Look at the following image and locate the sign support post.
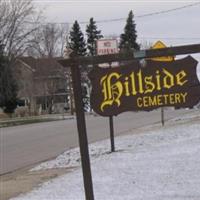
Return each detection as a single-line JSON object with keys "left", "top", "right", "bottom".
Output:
{"left": 161, "top": 107, "right": 165, "bottom": 126}
{"left": 151, "top": 41, "right": 175, "bottom": 127}
{"left": 109, "top": 116, "right": 115, "bottom": 152}
{"left": 97, "top": 40, "right": 119, "bottom": 153}
{"left": 108, "top": 62, "right": 115, "bottom": 152}
{"left": 70, "top": 63, "right": 94, "bottom": 200}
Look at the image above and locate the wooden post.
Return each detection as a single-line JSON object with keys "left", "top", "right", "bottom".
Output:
{"left": 69, "top": 71, "right": 74, "bottom": 115}
{"left": 161, "top": 107, "right": 165, "bottom": 126}
{"left": 70, "top": 64, "right": 94, "bottom": 200}
{"left": 58, "top": 44, "right": 200, "bottom": 66}
{"left": 109, "top": 116, "right": 115, "bottom": 152}
{"left": 109, "top": 63, "right": 115, "bottom": 152}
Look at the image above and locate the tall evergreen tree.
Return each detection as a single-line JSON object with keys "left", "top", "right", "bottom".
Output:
{"left": 68, "top": 20, "right": 87, "bottom": 56}
{"left": 68, "top": 21, "right": 88, "bottom": 111}
{"left": 119, "top": 10, "right": 140, "bottom": 52}
{"left": 86, "top": 18, "right": 103, "bottom": 56}
{"left": 0, "top": 43, "right": 18, "bottom": 114}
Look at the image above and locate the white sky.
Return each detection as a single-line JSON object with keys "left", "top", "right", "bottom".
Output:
{"left": 34, "top": 0, "right": 200, "bottom": 66}
{"left": 34, "top": 0, "right": 200, "bottom": 45}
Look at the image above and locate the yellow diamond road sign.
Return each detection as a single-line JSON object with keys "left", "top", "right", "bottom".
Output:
{"left": 151, "top": 40, "right": 175, "bottom": 62}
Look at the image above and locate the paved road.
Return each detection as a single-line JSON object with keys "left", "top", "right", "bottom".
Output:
{"left": 0, "top": 109, "right": 196, "bottom": 175}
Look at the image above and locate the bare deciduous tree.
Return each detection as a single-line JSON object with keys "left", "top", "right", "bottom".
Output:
{"left": 140, "top": 40, "right": 153, "bottom": 49}
{"left": 0, "top": 0, "right": 42, "bottom": 60}
{"left": 27, "top": 23, "right": 70, "bottom": 114}
{"left": 28, "top": 23, "right": 69, "bottom": 58}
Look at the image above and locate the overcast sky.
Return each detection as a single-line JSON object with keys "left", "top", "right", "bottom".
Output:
{"left": 34, "top": 0, "right": 200, "bottom": 74}
{"left": 34, "top": 0, "right": 200, "bottom": 45}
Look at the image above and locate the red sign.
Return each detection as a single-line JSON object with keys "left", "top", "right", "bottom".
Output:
{"left": 97, "top": 39, "right": 118, "bottom": 55}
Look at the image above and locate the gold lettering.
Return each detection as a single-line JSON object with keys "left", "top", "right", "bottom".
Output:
{"left": 124, "top": 77, "right": 130, "bottom": 96}
{"left": 143, "top": 96, "right": 149, "bottom": 107}
{"left": 130, "top": 72, "right": 137, "bottom": 95}
{"left": 174, "top": 93, "right": 181, "bottom": 104}
{"left": 137, "top": 97, "right": 143, "bottom": 107}
{"left": 155, "top": 70, "right": 161, "bottom": 91}
{"left": 157, "top": 95, "right": 163, "bottom": 106}
{"left": 181, "top": 92, "right": 187, "bottom": 103}
{"left": 144, "top": 76, "right": 155, "bottom": 94}
{"left": 98, "top": 65, "right": 190, "bottom": 111}
{"left": 101, "top": 75, "right": 109, "bottom": 100}
{"left": 100, "top": 73, "right": 123, "bottom": 111}
{"left": 163, "top": 69, "right": 174, "bottom": 89}
{"left": 149, "top": 96, "right": 157, "bottom": 106}
{"left": 135, "top": 93, "right": 188, "bottom": 109}
{"left": 163, "top": 94, "right": 169, "bottom": 104}
{"left": 169, "top": 94, "right": 175, "bottom": 104}
{"left": 176, "top": 71, "right": 188, "bottom": 86}
{"left": 137, "top": 70, "right": 144, "bottom": 94}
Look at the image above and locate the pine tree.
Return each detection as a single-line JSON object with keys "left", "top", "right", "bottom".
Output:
{"left": 86, "top": 18, "right": 103, "bottom": 56}
{"left": 0, "top": 43, "right": 18, "bottom": 114}
{"left": 68, "top": 20, "right": 87, "bottom": 57}
{"left": 119, "top": 10, "right": 140, "bottom": 52}
{"left": 68, "top": 21, "right": 88, "bottom": 111}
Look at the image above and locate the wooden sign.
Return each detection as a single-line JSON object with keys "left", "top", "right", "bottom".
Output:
{"left": 57, "top": 43, "right": 200, "bottom": 200}
{"left": 89, "top": 56, "right": 200, "bottom": 116}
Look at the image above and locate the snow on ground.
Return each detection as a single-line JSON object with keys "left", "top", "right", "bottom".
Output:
{"left": 169, "top": 109, "right": 200, "bottom": 123}
{"left": 12, "top": 115, "right": 200, "bottom": 200}
{"left": 30, "top": 110, "right": 200, "bottom": 172}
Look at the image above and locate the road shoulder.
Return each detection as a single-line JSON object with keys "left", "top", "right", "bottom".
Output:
{"left": 0, "top": 166, "right": 74, "bottom": 200}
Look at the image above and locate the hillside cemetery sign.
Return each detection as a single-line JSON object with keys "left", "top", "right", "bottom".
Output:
{"left": 89, "top": 56, "right": 200, "bottom": 116}
{"left": 58, "top": 43, "right": 200, "bottom": 200}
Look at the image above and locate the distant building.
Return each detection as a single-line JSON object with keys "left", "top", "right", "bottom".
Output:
{"left": 14, "top": 57, "right": 69, "bottom": 115}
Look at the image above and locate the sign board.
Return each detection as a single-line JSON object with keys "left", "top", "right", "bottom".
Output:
{"left": 151, "top": 41, "right": 175, "bottom": 62}
{"left": 89, "top": 56, "right": 200, "bottom": 116}
{"left": 97, "top": 39, "right": 118, "bottom": 55}
{"left": 58, "top": 43, "right": 200, "bottom": 200}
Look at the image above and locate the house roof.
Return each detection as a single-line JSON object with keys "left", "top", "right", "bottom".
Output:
{"left": 18, "top": 57, "right": 66, "bottom": 78}
{"left": 34, "top": 58, "right": 65, "bottom": 78}
{"left": 19, "top": 56, "right": 37, "bottom": 70}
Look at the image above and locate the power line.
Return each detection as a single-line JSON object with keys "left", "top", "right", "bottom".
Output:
{"left": 104, "top": 35, "right": 200, "bottom": 40}
{"left": 136, "top": 2, "right": 200, "bottom": 19}
{"left": 28, "top": 1, "right": 200, "bottom": 25}
{"left": 77, "top": 2, "right": 200, "bottom": 24}
{"left": 138, "top": 37, "right": 200, "bottom": 40}
{"left": 108, "top": 36, "right": 200, "bottom": 41}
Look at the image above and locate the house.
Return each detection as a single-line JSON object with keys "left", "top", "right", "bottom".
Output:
{"left": 14, "top": 57, "right": 69, "bottom": 115}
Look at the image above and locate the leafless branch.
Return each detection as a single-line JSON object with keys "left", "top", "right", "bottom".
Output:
{"left": 0, "top": 0, "right": 42, "bottom": 60}
{"left": 27, "top": 23, "right": 69, "bottom": 58}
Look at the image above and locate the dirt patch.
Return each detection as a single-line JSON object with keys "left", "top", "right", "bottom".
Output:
{"left": 0, "top": 167, "right": 74, "bottom": 200}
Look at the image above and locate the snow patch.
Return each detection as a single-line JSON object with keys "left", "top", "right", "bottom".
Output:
{"left": 12, "top": 120, "right": 200, "bottom": 200}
